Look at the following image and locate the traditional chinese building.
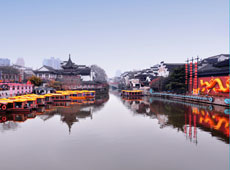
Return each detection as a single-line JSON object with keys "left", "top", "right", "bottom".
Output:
{"left": 34, "top": 55, "right": 92, "bottom": 88}
{"left": 196, "top": 54, "right": 229, "bottom": 98}
{"left": 0, "top": 66, "right": 20, "bottom": 82}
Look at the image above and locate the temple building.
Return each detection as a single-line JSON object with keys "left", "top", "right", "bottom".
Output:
{"left": 34, "top": 55, "right": 93, "bottom": 87}
{"left": 196, "top": 54, "right": 229, "bottom": 98}
{"left": 157, "top": 61, "right": 184, "bottom": 77}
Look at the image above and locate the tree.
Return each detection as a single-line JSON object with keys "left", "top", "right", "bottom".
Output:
{"left": 150, "top": 77, "right": 165, "bottom": 92}
{"left": 28, "top": 75, "right": 42, "bottom": 86}
{"left": 48, "top": 80, "right": 63, "bottom": 90}
{"left": 164, "top": 66, "right": 186, "bottom": 93}
{"left": 91, "top": 65, "right": 108, "bottom": 83}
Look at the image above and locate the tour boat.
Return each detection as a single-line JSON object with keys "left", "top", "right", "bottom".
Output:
{"left": 24, "top": 97, "right": 37, "bottom": 109}
{"left": 44, "top": 94, "right": 53, "bottom": 104}
{"left": 35, "top": 95, "right": 46, "bottom": 106}
{"left": 11, "top": 96, "right": 38, "bottom": 110}
{"left": 0, "top": 90, "right": 96, "bottom": 113}
{"left": 68, "top": 90, "right": 96, "bottom": 100}
{"left": 0, "top": 98, "right": 14, "bottom": 112}
{"left": 85, "top": 91, "right": 96, "bottom": 98}
{"left": 23, "top": 94, "right": 45, "bottom": 107}
{"left": 70, "top": 91, "right": 86, "bottom": 100}
{"left": 51, "top": 93, "right": 71, "bottom": 102}
{"left": 121, "top": 90, "right": 143, "bottom": 96}
{"left": 5, "top": 98, "right": 32, "bottom": 113}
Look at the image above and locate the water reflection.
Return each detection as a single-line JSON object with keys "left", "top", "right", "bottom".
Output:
{"left": 121, "top": 96, "right": 229, "bottom": 144}
{"left": 0, "top": 94, "right": 109, "bottom": 133}
{"left": 0, "top": 93, "right": 228, "bottom": 170}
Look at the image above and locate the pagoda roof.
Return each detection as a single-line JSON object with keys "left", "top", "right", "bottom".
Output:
{"left": 61, "top": 54, "right": 78, "bottom": 69}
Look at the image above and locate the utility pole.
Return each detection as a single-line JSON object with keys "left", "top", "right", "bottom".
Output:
{"left": 185, "top": 58, "right": 189, "bottom": 93}
{"left": 195, "top": 56, "right": 199, "bottom": 89}
{"left": 189, "top": 57, "right": 194, "bottom": 93}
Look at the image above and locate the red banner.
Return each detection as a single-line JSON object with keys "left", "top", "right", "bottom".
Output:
{"left": 189, "top": 62, "right": 193, "bottom": 92}
{"left": 194, "top": 62, "right": 198, "bottom": 89}
{"left": 185, "top": 64, "right": 188, "bottom": 85}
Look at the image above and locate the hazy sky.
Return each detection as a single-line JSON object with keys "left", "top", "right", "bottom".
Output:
{"left": 0, "top": 0, "right": 229, "bottom": 77}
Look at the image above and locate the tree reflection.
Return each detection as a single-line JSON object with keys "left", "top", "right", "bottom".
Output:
{"left": 0, "top": 121, "right": 20, "bottom": 132}
{"left": 121, "top": 96, "right": 229, "bottom": 144}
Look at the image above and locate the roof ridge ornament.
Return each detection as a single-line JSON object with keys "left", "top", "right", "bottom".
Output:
{"left": 62, "top": 54, "right": 75, "bottom": 69}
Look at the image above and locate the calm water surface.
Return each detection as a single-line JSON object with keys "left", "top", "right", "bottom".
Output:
{"left": 0, "top": 93, "right": 229, "bottom": 170}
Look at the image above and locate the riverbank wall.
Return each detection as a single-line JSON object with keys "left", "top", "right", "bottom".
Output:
{"left": 149, "top": 92, "right": 229, "bottom": 107}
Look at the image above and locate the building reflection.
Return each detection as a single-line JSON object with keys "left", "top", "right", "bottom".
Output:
{"left": 121, "top": 96, "right": 229, "bottom": 144}
{"left": 0, "top": 94, "right": 109, "bottom": 133}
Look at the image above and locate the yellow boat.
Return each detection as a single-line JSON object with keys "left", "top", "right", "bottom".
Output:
{"left": 1, "top": 98, "right": 32, "bottom": 113}
{"left": 51, "top": 93, "right": 71, "bottom": 102}
{"left": 44, "top": 93, "right": 53, "bottom": 104}
{"left": 121, "top": 90, "right": 143, "bottom": 96}
{"left": 67, "top": 90, "right": 96, "bottom": 100}
{"left": 0, "top": 89, "right": 96, "bottom": 113}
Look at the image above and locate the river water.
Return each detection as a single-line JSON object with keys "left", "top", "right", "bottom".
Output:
{"left": 0, "top": 92, "right": 229, "bottom": 170}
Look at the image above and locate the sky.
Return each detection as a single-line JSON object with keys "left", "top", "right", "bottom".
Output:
{"left": 0, "top": 0, "right": 229, "bottom": 77}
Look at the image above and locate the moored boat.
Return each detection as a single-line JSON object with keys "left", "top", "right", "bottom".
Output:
{"left": 44, "top": 94, "right": 53, "bottom": 104}
{"left": 0, "top": 89, "right": 96, "bottom": 113}
{"left": 6, "top": 98, "right": 32, "bottom": 113}
{"left": 121, "top": 90, "right": 143, "bottom": 96}
{"left": 51, "top": 93, "right": 71, "bottom": 102}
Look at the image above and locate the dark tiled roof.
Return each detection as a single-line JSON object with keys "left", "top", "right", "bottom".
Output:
{"left": 62, "top": 56, "right": 75, "bottom": 69}
{"left": 164, "top": 63, "right": 184, "bottom": 72}
{"left": 43, "top": 65, "right": 55, "bottom": 71}
{"left": 56, "top": 67, "right": 91, "bottom": 75}
{"left": 0, "top": 66, "right": 19, "bottom": 74}
{"left": 34, "top": 65, "right": 57, "bottom": 74}
{"left": 214, "top": 59, "right": 229, "bottom": 67}
{"left": 34, "top": 64, "right": 91, "bottom": 76}
{"left": 198, "top": 56, "right": 229, "bottom": 76}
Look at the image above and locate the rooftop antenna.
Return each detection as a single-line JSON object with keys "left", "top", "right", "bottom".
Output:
{"left": 195, "top": 56, "right": 199, "bottom": 63}
{"left": 185, "top": 58, "right": 189, "bottom": 64}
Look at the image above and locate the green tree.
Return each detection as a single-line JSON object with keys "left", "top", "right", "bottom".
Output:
{"left": 164, "top": 66, "right": 186, "bottom": 93}
{"left": 48, "top": 80, "right": 63, "bottom": 90}
{"left": 28, "top": 75, "right": 42, "bottom": 86}
{"left": 150, "top": 77, "right": 166, "bottom": 92}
